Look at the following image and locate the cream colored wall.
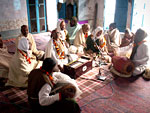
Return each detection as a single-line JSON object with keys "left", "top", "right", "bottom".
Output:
{"left": 78, "top": 0, "right": 104, "bottom": 31}
{"left": 46, "top": 0, "right": 58, "bottom": 31}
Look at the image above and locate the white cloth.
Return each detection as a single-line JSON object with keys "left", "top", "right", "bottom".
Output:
{"left": 67, "top": 23, "right": 81, "bottom": 45}
{"left": 16, "top": 33, "right": 45, "bottom": 59}
{"left": 73, "top": 28, "right": 90, "bottom": 53}
{"left": 39, "top": 72, "right": 82, "bottom": 106}
{"left": 116, "top": 43, "right": 133, "bottom": 58}
{"left": 44, "top": 38, "right": 68, "bottom": 68}
{"left": 108, "top": 28, "right": 121, "bottom": 46}
{"left": 18, "top": 37, "right": 30, "bottom": 57}
{"left": 57, "top": 19, "right": 66, "bottom": 41}
{"left": 18, "top": 37, "right": 29, "bottom": 52}
{"left": 92, "top": 26, "right": 103, "bottom": 41}
{"left": 132, "top": 37, "right": 150, "bottom": 76}
{"left": 0, "top": 44, "right": 13, "bottom": 78}
{"left": 6, "top": 33, "right": 43, "bottom": 87}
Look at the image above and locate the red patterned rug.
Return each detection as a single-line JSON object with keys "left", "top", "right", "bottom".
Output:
{"left": 76, "top": 65, "right": 114, "bottom": 100}
{"left": 78, "top": 76, "right": 150, "bottom": 113}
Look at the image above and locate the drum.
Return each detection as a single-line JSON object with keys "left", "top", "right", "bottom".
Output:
{"left": 112, "top": 56, "right": 134, "bottom": 75}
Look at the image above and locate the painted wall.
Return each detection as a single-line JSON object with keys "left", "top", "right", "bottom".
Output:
{"left": 78, "top": 0, "right": 104, "bottom": 31}
{"left": 96, "top": 0, "right": 104, "bottom": 27}
{"left": 103, "top": 0, "right": 116, "bottom": 30}
{"left": 0, "top": 0, "right": 28, "bottom": 39}
{"left": 46, "top": 0, "right": 58, "bottom": 31}
{"left": 131, "top": 0, "right": 150, "bottom": 33}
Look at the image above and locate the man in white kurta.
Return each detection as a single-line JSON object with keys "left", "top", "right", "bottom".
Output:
{"left": 57, "top": 19, "right": 70, "bottom": 45}
{"left": 15, "top": 25, "right": 44, "bottom": 60}
{"left": 45, "top": 29, "right": 69, "bottom": 69}
{"left": 105, "top": 23, "right": 121, "bottom": 53}
{"left": 73, "top": 24, "right": 90, "bottom": 54}
{"left": 6, "top": 37, "right": 42, "bottom": 87}
{"left": 27, "top": 58, "right": 81, "bottom": 112}
{"left": 67, "top": 17, "right": 81, "bottom": 45}
{"left": 130, "top": 28, "right": 150, "bottom": 76}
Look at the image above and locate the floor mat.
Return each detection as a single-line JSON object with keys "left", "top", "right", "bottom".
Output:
{"left": 76, "top": 65, "right": 114, "bottom": 100}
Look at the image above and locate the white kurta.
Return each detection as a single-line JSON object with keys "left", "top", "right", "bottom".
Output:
{"left": 16, "top": 33, "right": 44, "bottom": 59}
{"left": 67, "top": 23, "right": 81, "bottom": 45}
{"left": 39, "top": 72, "right": 82, "bottom": 106}
{"left": 6, "top": 50, "right": 42, "bottom": 87}
{"left": 6, "top": 33, "right": 44, "bottom": 87}
{"left": 132, "top": 38, "right": 150, "bottom": 76}
{"left": 0, "top": 44, "right": 13, "bottom": 78}
{"left": 44, "top": 38, "right": 68, "bottom": 68}
{"left": 106, "top": 28, "right": 121, "bottom": 52}
{"left": 74, "top": 29, "right": 86, "bottom": 48}
{"left": 108, "top": 28, "right": 121, "bottom": 46}
{"left": 73, "top": 28, "right": 90, "bottom": 54}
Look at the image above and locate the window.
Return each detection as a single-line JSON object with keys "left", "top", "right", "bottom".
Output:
{"left": 26, "top": 0, "right": 47, "bottom": 33}
{"left": 58, "top": 2, "right": 77, "bottom": 20}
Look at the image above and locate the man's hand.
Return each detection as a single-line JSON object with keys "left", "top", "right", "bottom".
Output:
{"left": 58, "top": 65, "right": 64, "bottom": 72}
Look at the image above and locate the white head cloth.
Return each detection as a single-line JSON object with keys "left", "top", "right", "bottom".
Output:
{"left": 92, "top": 26, "right": 103, "bottom": 41}
{"left": 57, "top": 19, "right": 66, "bottom": 40}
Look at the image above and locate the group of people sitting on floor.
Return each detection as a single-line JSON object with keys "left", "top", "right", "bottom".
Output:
{"left": 0, "top": 16, "right": 150, "bottom": 112}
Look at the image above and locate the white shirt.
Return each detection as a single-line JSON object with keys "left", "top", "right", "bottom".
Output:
{"left": 39, "top": 83, "right": 60, "bottom": 106}
{"left": 39, "top": 72, "right": 82, "bottom": 106}
{"left": 44, "top": 38, "right": 68, "bottom": 68}
{"left": 132, "top": 38, "right": 150, "bottom": 75}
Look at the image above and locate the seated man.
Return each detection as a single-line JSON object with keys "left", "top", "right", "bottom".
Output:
{"left": 67, "top": 17, "right": 81, "bottom": 45}
{"left": 73, "top": 24, "right": 91, "bottom": 54}
{"left": 105, "top": 23, "right": 121, "bottom": 53}
{"left": 44, "top": 29, "right": 69, "bottom": 70}
{"left": 16, "top": 25, "right": 44, "bottom": 60}
{"left": 6, "top": 37, "right": 42, "bottom": 87}
{"left": 0, "top": 35, "right": 13, "bottom": 78}
{"left": 27, "top": 58, "right": 81, "bottom": 113}
{"left": 120, "top": 28, "right": 134, "bottom": 47}
{"left": 85, "top": 26, "right": 107, "bottom": 54}
{"left": 130, "top": 28, "right": 150, "bottom": 77}
{"left": 115, "top": 28, "right": 134, "bottom": 58}
{"left": 57, "top": 19, "right": 70, "bottom": 46}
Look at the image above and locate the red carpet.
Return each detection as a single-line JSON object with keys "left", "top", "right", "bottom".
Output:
{"left": 78, "top": 77, "right": 150, "bottom": 113}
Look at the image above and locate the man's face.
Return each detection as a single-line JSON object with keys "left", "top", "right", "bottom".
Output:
{"left": 60, "top": 21, "right": 66, "bottom": 30}
{"left": 82, "top": 26, "right": 90, "bottom": 34}
{"left": 70, "top": 20, "right": 76, "bottom": 27}
{"left": 21, "top": 26, "right": 29, "bottom": 37}
{"left": 96, "top": 30, "right": 102, "bottom": 37}
{"left": 52, "top": 30, "right": 60, "bottom": 40}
